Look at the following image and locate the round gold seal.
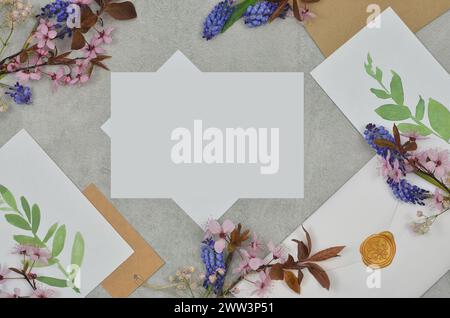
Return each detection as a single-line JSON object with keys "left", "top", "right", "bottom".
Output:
{"left": 360, "top": 231, "right": 396, "bottom": 269}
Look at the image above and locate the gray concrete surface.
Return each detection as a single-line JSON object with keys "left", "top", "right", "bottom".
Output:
{"left": 0, "top": 1, "right": 449, "bottom": 298}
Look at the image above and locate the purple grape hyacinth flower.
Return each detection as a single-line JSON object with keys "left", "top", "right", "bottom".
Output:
{"left": 243, "top": 1, "right": 279, "bottom": 28}
{"left": 202, "top": 0, "right": 234, "bottom": 40}
{"left": 5, "top": 82, "right": 32, "bottom": 105}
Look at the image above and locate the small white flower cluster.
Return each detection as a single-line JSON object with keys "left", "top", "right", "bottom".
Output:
{"left": 1, "top": 0, "right": 33, "bottom": 24}
{"left": 169, "top": 266, "right": 201, "bottom": 291}
{"left": 0, "top": 97, "right": 9, "bottom": 112}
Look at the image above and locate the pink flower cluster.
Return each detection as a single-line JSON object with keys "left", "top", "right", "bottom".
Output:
{"left": 412, "top": 149, "right": 450, "bottom": 180}
{"left": 379, "top": 151, "right": 403, "bottom": 183}
{"left": 204, "top": 219, "right": 286, "bottom": 297}
{"left": 6, "top": 20, "right": 115, "bottom": 91}
{"left": 12, "top": 244, "right": 51, "bottom": 265}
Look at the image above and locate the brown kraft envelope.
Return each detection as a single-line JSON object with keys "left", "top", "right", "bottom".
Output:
{"left": 83, "top": 184, "right": 164, "bottom": 298}
{"left": 304, "top": 0, "right": 450, "bottom": 57}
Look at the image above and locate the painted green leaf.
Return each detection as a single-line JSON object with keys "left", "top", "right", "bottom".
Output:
{"left": 428, "top": 98, "right": 450, "bottom": 142}
{"left": 5, "top": 214, "right": 31, "bottom": 231}
{"left": 222, "top": 0, "right": 257, "bottom": 33}
{"left": 367, "top": 53, "right": 373, "bottom": 66}
{"left": 71, "top": 232, "right": 85, "bottom": 267}
{"left": 43, "top": 223, "right": 59, "bottom": 243}
{"left": 375, "top": 67, "right": 383, "bottom": 82}
{"left": 14, "top": 235, "right": 44, "bottom": 247}
{"left": 20, "top": 197, "right": 31, "bottom": 222}
{"left": 0, "top": 207, "right": 13, "bottom": 211}
{"left": 397, "top": 123, "right": 432, "bottom": 136}
{"left": 52, "top": 225, "right": 66, "bottom": 257}
{"left": 415, "top": 96, "right": 425, "bottom": 120}
{"left": 31, "top": 204, "right": 41, "bottom": 234}
{"left": 36, "top": 276, "right": 68, "bottom": 288}
{"left": 0, "top": 185, "right": 18, "bottom": 211}
{"left": 390, "top": 71, "right": 404, "bottom": 105}
{"left": 375, "top": 104, "right": 411, "bottom": 121}
{"left": 370, "top": 88, "right": 390, "bottom": 99}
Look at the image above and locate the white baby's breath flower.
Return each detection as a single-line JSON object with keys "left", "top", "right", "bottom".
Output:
{"left": 0, "top": 98, "right": 9, "bottom": 113}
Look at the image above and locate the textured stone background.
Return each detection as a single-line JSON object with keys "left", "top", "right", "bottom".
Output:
{"left": 0, "top": 1, "right": 449, "bottom": 297}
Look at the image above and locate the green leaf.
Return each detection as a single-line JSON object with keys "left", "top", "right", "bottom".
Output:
{"left": 52, "top": 225, "right": 66, "bottom": 257}
{"left": 31, "top": 204, "right": 41, "bottom": 234}
{"left": 5, "top": 214, "right": 31, "bottom": 230}
{"left": 222, "top": 0, "right": 257, "bottom": 33}
{"left": 375, "top": 104, "right": 411, "bottom": 121}
{"left": 0, "top": 207, "right": 14, "bottom": 211}
{"left": 390, "top": 71, "right": 404, "bottom": 105}
{"left": 71, "top": 232, "right": 85, "bottom": 267}
{"left": 43, "top": 223, "right": 59, "bottom": 243}
{"left": 375, "top": 67, "right": 383, "bottom": 82}
{"left": 415, "top": 96, "right": 425, "bottom": 120}
{"left": 428, "top": 98, "right": 450, "bottom": 142}
{"left": 370, "top": 88, "right": 390, "bottom": 99}
{"left": 36, "top": 276, "right": 68, "bottom": 288}
{"left": 20, "top": 197, "right": 31, "bottom": 222}
{"left": 14, "top": 235, "right": 44, "bottom": 247}
{"left": 0, "top": 185, "right": 18, "bottom": 211}
{"left": 397, "top": 123, "right": 432, "bottom": 136}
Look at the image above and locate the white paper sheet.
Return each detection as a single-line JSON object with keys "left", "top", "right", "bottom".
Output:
{"left": 0, "top": 130, "right": 133, "bottom": 298}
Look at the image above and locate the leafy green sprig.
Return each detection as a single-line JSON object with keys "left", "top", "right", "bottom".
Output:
{"left": 365, "top": 54, "right": 450, "bottom": 144}
{"left": 0, "top": 184, "right": 84, "bottom": 293}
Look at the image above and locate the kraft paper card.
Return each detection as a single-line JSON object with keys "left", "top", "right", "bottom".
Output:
{"left": 0, "top": 130, "right": 133, "bottom": 298}
{"left": 83, "top": 184, "right": 164, "bottom": 298}
{"left": 305, "top": 0, "right": 450, "bottom": 56}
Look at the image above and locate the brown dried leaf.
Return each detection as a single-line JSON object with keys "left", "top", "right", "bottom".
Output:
{"left": 393, "top": 124, "right": 401, "bottom": 148}
{"left": 402, "top": 141, "right": 417, "bottom": 152}
{"left": 71, "top": 29, "right": 86, "bottom": 50}
{"left": 284, "top": 271, "right": 300, "bottom": 294}
{"left": 269, "top": 0, "right": 288, "bottom": 23}
{"left": 374, "top": 139, "right": 396, "bottom": 149}
{"left": 305, "top": 263, "right": 330, "bottom": 290}
{"left": 298, "top": 269, "right": 304, "bottom": 285}
{"left": 307, "top": 246, "right": 345, "bottom": 262}
{"left": 81, "top": 6, "right": 98, "bottom": 31}
{"left": 91, "top": 55, "right": 112, "bottom": 62}
{"left": 292, "top": 239, "right": 309, "bottom": 261}
{"left": 19, "top": 51, "right": 29, "bottom": 63}
{"left": 104, "top": 2, "right": 137, "bottom": 20}
{"left": 302, "top": 226, "right": 312, "bottom": 254}
{"left": 269, "top": 263, "right": 284, "bottom": 281}
{"left": 293, "top": 0, "right": 302, "bottom": 22}
{"left": 91, "top": 60, "right": 110, "bottom": 71}
{"left": 284, "top": 254, "right": 296, "bottom": 268}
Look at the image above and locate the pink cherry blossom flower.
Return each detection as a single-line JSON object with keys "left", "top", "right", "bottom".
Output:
{"left": 28, "top": 247, "right": 51, "bottom": 265}
{"left": 35, "top": 21, "right": 57, "bottom": 50}
{"left": 400, "top": 131, "right": 428, "bottom": 142}
{"left": 12, "top": 244, "right": 29, "bottom": 255}
{"left": 267, "top": 241, "right": 286, "bottom": 262}
{"left": 6, "top": 56, "right": 21, "bottom": 72}
{"left": 94, "top": 27, "right": 114, "bottom": 45}
{"left": 0, "top": 288, "right": 21, "bottom": 298}
{"left": 299, "top": 7, "right": 316, "bottom": 24}
{"left": 16, "top": 69, "right": 41, "bottom": 83}
{"left": 251, "top": 269, "right": 272, "bottom": 297}
{"left": 419, "top": 149, "right": 450, "bottom": 179}
{"left": 379, "top": 151, "right": 392, "bottom": 178}
{"left": 233, "top": 249, "right": 263, "bottom": 275}
{"left": 206, "top": 219, "right": 235, "bottom": 253}
{"left": 248, "top": 233, "right": 263, "bottom": 257}
{"left": 0, "top": 264, "right": 10, "bottom": 284}
{"left": 432, "top": 189, "right": 445, "bottom": 211}
{"left": 388, "top": 159, "right": 402, "bottom": 183}
{"left": 70, "top": 62, "right": 90, "bottom": 85}
{"left": 31, "top": 287, "right": 55, "bottom": 298}
{"left": 49, "top": 67, "right": 66, "bottom": 91}
{"left": 82, "top": 39, "right": 105, "bottom": 59}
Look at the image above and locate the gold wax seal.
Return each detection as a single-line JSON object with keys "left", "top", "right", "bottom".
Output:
{"left": 360, "top": 231, "right": 396, "bottom": 269}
